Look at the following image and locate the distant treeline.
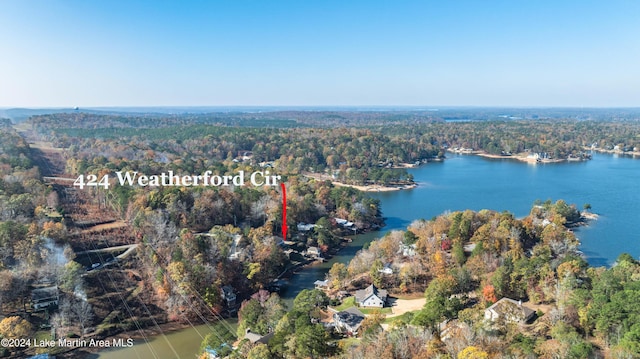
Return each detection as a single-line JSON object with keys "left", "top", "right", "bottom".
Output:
{"left": 29, "top": 113, "right": 640, "bottom": 172}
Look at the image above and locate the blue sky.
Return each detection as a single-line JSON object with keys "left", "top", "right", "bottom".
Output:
{"left": 1, "top": 1, "right": 639, "bottom": 107}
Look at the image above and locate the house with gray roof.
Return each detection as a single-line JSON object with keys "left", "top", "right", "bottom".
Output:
{"left": 31, "top": 286, "right": 59, "bottom": 311}
{"left": 355, "top": 284, "right": 388, "bottom": 308}
{"left": 221, "top": 285, "right": 236, "bottom": 307}
{"left": 314, "top": 279, "right": 329, "bottom": 290}
{"left": 243, "top": 328, "right": 274, "bottom": 344}
{"left": 484, "top": 298, "right": 535, "bottom": 324}
{"left": 333, "top": 307, "right": 365, "bottom": 335}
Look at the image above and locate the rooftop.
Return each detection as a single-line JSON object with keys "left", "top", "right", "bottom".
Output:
{"left": 31, "top": 286, "right": 59, "bottom": 302}
{"left": 355, "top": 284, "right": 388, "bottom": 303}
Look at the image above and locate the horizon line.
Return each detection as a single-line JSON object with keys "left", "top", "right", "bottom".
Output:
{"left": 3, "top": 105, "right": 640, "bottom": 110}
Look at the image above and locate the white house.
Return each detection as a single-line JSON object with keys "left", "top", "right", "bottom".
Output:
{"left": 307, "top": 246, "right": 322, "bottom": 258}
{"left": 335, "top": 218, "right": 355, "bottom": 228}
{"left": 378, "top": 263, "right": 393, "bottom": 275}
{"left": 355, "top": 284, "right": 388, "bottom": 308}
{"left": 297, "top": 223, "right": 316, "bottom": 232}
{"left": 399, "top": 243, "right": 416, "bottom": 257}
{"left": 314, "top": 280, "right": 329, "bottom": 290}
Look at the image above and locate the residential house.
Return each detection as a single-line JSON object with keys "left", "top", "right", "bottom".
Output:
{"left": 462, "top": 243, "right": 476, "bottom": 254}
{"left": 355, "top": 284, "right": 388, "bottom": 308}
{"left": 227, "top": 234, "right": 243, "bottom": 260}
{"left": 526, "top": 153, "right": 541, "bottom": 162}
{"left": 243, "top": 328, "right": 274, "bottom": 344}
{"left": 335, "top": 218, "right": 355, "bottom": 228}
{"left": 31, "top": 286, "right": 59, "bottom": 310}
{"left": 307, "top": 246, "right": 322, "bottom": 258}
{"left": 484, "top": 298, "right": 535, "bottom": 324}
{"left": 378, "top": 263, "right": 393, "bottom": 275}
{"left": 333, "top": 307, "right": 365, "bottom": 335}
{"left": 297, "top": 223, "right": 316, "bottom": 232}
{"left": 221, "top": 285, "right": 236, "bottom": 307}
{"left": 314, "top": 280, "right": 329, "bottom": 290}
{"left": 399, "top": 243, "right": 416, "bottom": 257}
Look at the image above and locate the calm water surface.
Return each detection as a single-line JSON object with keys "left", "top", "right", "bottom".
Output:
{"left": 98, "top": 152, "right": 638, "bottom": 358}
{"left": 283, "top": 153, "right": 639, "bottom": 300}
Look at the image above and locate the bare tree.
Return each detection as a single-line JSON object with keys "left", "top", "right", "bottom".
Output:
{"left": 58, "top": 296, "right": 94, "bottom": 337}
{"left": 50, "top": 312, "right": 65, "bottom": 339}
{"left": 70, "top": 298, "right": 94, "bottom": 337}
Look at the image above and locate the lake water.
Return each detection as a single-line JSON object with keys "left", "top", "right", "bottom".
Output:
{"left": 97, "top": 152, "right": 638, "bottom": 358}
{"left": 282, "top": 152, "right": 640, "bottom": 299}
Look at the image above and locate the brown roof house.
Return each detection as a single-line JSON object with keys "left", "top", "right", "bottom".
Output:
{"left": 484, "top": 298, "right": 535, "bottom": 324}
{"left": 355, "top": 284, "right": 388, "bottom": 308}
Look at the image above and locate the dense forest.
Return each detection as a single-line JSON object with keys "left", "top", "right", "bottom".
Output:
{"left": 28, "top": 112, "right": 640, "bottom": 170}
{"left": 327, "top": 202, "right": 638, "bottom": 358}
{"left": 0, "top": 115, "right": 387, "bottom": 358}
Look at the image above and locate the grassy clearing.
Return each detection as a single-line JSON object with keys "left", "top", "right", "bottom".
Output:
{"left": 333, "top": 296, "right": 355, "bottom": 311}
{"left": 382, "top": 310, "right": 416, "bottom": 324}
{"left": 331, "top": 296, "right": 392, "bottom": 315}
{"left": 361, "top": 307, "right": 392, "bottom": 315}
{"left": 391, "top": 292, "right": 425, "bottom": 300}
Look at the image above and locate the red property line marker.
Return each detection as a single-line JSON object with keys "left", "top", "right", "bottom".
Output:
{"left": 280, "top": 182, "right": 287, "bottom": 240}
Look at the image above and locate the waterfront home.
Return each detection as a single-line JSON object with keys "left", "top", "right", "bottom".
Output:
{"left": 307, "top": 246, "right": 322, "bottom": 258}
{"left": 333, "top": 307, "right": 365, "bottom": 335}
{"left": 335, "top": 218, "right": 355, "bottom": 228}
{"left": 484, "top": 298, "right": 535, "bottom": 324}
{"left": 355, "top": 284, "right": 388, "bottom": 308}
{"left": 314, "top": 279, "right": 329, "bottom": 290}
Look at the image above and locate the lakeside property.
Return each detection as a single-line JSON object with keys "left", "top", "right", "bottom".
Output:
{"left": 448, "top": 147, "right": 587, "bottom": 164}
{"left": 303, "top": 172, "right": 417, "bottom": 192}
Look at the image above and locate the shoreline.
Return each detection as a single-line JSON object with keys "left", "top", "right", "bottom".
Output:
{"left": 586, "top": 147, "right": 640, "bottom": 157}
{"left": 58, "top": 320, "right": 211, "bottom": 358}
{"left": 303, "top": 172, "right": 417, "bottom": 192}
{"left": 449, "top": 149, "right": 574, "bottom": 164}
{"left": 477, "top": 152, "right": 565, "bottom": 163}
{"left": 331, "top": 181, "right": 417, "bottom": 192}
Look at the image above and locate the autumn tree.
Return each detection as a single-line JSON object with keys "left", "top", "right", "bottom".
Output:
{"left": 328, "top": 262, "right": 348, "bottom": 291}
{"left": 458, "top": 346, "right": 489, "bottom": 359}
{"left": 0, "top": 316, "right": 31, "bottom": 339}
{"left": 482, "top": 284, "right": 497, "bottom": 304}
